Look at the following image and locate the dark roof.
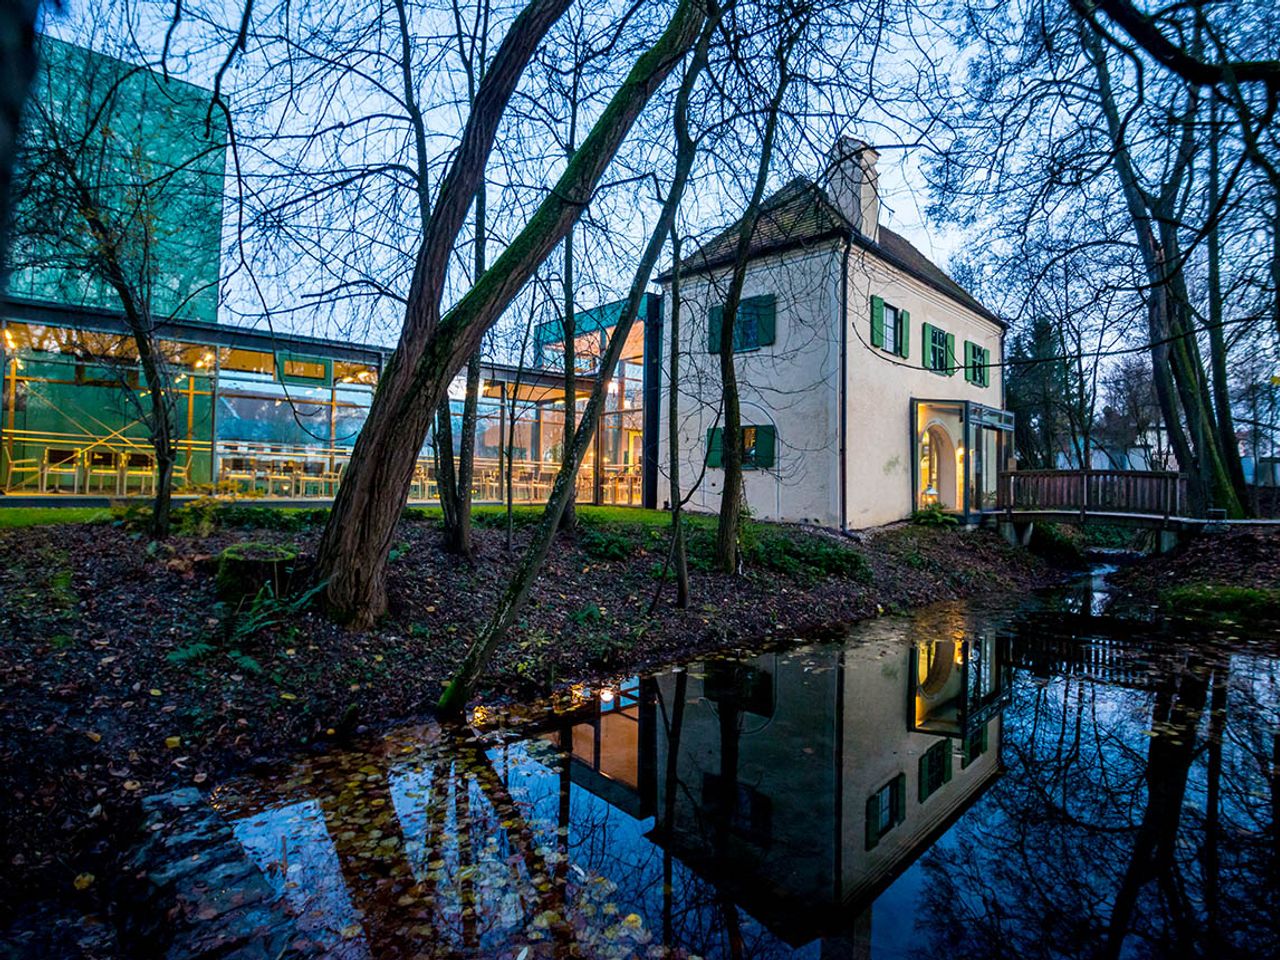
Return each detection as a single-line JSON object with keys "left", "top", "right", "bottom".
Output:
{"left": 659, "top": 177, "right": 1005, "bottom": 329}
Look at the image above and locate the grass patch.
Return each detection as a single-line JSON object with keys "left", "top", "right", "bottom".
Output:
{"left": 1161, "top": 584, "right": 1280, "bottom": 618}
{"left": 0, "top": 506, "right": 112, "bottom": 528}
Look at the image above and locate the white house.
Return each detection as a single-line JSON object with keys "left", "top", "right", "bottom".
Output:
{"left": 658, "top": 137, "right": 1013, "bottom": 529}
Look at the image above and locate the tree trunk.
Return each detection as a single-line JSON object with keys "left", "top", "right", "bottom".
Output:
{"left": 1206, "top": 102, "right": 1249, "bottom": 503}
{"left": 669, "top": 233, "right": 690, "bottom": 608}
{"left": 315, "top": 0, "right": 704, "bottom": 627}
{"left": 435, "top": 400, "right": 460, "bottom": 531}
{"left": 438, "top": 9, "right": 713, "bottom": 712}
{"left": 714, "top": 31, "right": 799, "bottom": 572}
{"left": 1083, "top": 25, "right": 1243, "bottom": 516}
{"left": 560, "top": 226, "right": 577, "bottom": 529}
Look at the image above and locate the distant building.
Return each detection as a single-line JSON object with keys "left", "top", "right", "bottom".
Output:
{"left": 658, "top": 137, "right": 1013, "bottom": 528}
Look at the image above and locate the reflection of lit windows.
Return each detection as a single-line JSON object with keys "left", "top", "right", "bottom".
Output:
{"left": 865, "top": 774, "right": 906, "bottom": 850}
{"left": 917, "top": 740, "right": 953, "bottom": 802}
{"left": 703, "top": 773, "right": 772, "bottom": 844}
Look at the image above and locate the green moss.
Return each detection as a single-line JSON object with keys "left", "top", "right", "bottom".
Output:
{"left": 1161, "top": 584, "right": 1280, "bottom": 618}
{"left": 215, "top": 542, "right": 299, "bottom": 601}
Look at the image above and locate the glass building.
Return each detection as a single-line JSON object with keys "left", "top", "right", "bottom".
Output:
{"left": 0, "top": 295, "right": 662, "bottom": 507}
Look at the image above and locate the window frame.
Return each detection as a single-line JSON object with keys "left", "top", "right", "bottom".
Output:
{"left": 865, "top": 772, "right": 907, "bottom": 850}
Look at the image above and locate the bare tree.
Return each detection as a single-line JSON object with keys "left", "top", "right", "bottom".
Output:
{"left": 314, "top": 0, "right": 708, "bottom": 627}
{"left": 438, "top": 2, "right": 717, "bottom": 713}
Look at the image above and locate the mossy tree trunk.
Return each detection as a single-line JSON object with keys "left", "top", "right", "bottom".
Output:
{"left": 315, "top": 0, "right": 707, "bottom": 627}
{"left": 438, "top": 7, "right": 715, "bottom": 715}
{"left": 1084, "top": 25, "right": 1246, "bottom": 517}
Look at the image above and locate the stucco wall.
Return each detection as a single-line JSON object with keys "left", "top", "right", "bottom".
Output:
{"left": 843, "top": 246, "right": 1005, "bottom": 529}
{"left": 656, "top": 246, "right": 844, "bottom": 527}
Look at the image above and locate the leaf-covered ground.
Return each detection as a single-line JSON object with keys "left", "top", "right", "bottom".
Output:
{"left": 1110, "top": 526, "right": 1280, "bottom": 612}
{"left": 0, "top": 506, "right": 1057, "bottom": 936}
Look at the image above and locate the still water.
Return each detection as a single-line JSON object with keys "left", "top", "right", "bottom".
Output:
{"left": 211, "top": 570, "right": 1280, "bottom": 959}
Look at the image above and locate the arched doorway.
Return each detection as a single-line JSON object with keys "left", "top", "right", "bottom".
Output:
{"left": 919, "top": 423, "right": 958, "bottom": 511}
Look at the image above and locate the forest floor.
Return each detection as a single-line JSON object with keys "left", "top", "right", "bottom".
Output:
{"left": 1109, "top": 525, "right": 1280, "bottom": 615}
{"left": 0, "top": 502, "right": 1061, "bottom": 936}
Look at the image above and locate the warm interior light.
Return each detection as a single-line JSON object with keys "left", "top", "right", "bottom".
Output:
{"left": 599, "top": 687, "right": 615, "bottom": 703}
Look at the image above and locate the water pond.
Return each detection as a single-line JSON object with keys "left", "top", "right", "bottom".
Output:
{"left": 210, "top": 569, "right": 1279, "bottom": 959}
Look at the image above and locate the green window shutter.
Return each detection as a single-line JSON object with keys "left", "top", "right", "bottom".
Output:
{"left": 706, "top": 427, "right": 723, "bottom": 468}
{"left": 893, "top": 773, "right": 907, "bottom": 824}
{"left": 899, "top": 310, "right": 910, "bottom": 359}
{"left": 980, "top": 348, "right": 990, "bottom": 387}
{"left": 754, "top": 424, "right": 776, "bottom": 468}
{"left": 865, "top": 794, "right": 879, "bottom": 850}
{"left": 921, "top": 322, "right": 933, "bottom": 368}
{"left": 917, "top": 753, "right": 929, "bottom": 803}
{"left": 752, "top": 294, "right": 777, "bottom": 346}
{"left": 870, "top": 295, "right": 885, "bottom": 348}
{"left": 708, "top": 305, "right": 723, "bottom": 354}
{"left": 963, "top": 341, "right": 974, "bottom": 382}
{"left": 945, "top": 332, "right": 957, "bottom": 376}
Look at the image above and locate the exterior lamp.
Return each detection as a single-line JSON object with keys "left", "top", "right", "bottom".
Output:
{"left": 599, "top": 687, "right": 615, "bottom": 703}
{"left": 923, "top": 484, "right": 938, "bottom": 506}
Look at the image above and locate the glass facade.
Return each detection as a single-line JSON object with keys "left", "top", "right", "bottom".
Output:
{"left": 0, "top": 310, "right": 651, "bottom": 507}
{"left": 913, "top": 398, "right": 1014, "bottom": 520}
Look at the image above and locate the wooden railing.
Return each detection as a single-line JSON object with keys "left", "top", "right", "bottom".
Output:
{"left": 997, "top": 469, "right": 1189, "bottom": 519}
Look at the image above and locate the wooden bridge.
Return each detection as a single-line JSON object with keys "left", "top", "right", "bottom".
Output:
{"left": 996, "top": 469, "right": 1199, "bottom": 529}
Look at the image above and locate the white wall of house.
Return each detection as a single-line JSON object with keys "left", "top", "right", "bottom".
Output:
{"left": 656, "top": 245, "right": 844, "bottom": 527}
{"left": 843, "top": 248, "right": 1005, "bottom": 528}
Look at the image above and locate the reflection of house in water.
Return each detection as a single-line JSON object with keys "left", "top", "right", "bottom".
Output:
{"left": 650, "top": 609, "right": 1011, "bottom": 947}
{"left": 213, "top": 612, "right": 1011, "bottom": 958}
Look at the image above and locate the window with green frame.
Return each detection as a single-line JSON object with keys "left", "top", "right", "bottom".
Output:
{"left": 961, "top": 721, "right": 990, "bottom": 769}
{"left": 922, "top": 322, "right": 956, "bottom": 375}
{"left": 707, "top": 294, "right": 777, "bottom": 353}
{"left": 706, "top": 424, "right": 776, "bottom": 470}
{"left": 918, "top": 739, "right": 954, "bottom": 802}
{"left": 964, "top": 341, "right": 991, "bottom": 386}
{"left": 275, "top": 351, "right": 333, "bottom": 387}
{"left": 870, "top": 295, "right": 909, "bottom": 359}
{"left": 865, "top": 773, "right": 906, "bottom": 850}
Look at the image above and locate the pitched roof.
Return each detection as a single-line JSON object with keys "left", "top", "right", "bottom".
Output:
{"left": 660, "top": 177, "right": 1004, "bottom": 328}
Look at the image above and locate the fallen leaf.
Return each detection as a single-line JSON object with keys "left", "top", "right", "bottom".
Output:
{"left": 85, "top": 731, "right": 102, "bottom": 743}
{"left": 165, "top": 736, "right": 181, "bottom": 749}
{"left": 73, "top": 873, "right": 95, "bottom": 891}
{"left": 122, "top": 780, "right": 141, "bottom": 792}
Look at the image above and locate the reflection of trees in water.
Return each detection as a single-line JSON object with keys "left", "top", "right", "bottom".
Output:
{"left": 914, "top": 650, "right": 1280, "bottom": 960}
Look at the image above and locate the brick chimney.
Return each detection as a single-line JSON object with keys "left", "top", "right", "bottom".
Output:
{"left": 826, "top": 136, "right": 880, "bottom": 242}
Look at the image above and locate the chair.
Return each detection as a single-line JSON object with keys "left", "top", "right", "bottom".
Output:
{"left": 266, "top": 461, "right": 298, "bottom": 497}
{"left": 5, "top": 457, "right": 40, "bottom": 492}
{"left": 41, "top": 448, "right": 81, "bottom": 493}
{"left": 221, "top": 457, "right": 257, "bottom": 493}
{"left": 122, "top": 452, "right": 155, "bottom": 496}
{"left": 85, "top": 450, "right": 121, "bottom": 495}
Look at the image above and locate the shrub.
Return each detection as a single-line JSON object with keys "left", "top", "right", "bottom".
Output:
{"left": 910, "top": 503, "right": 958, "bottom": 527}
{"left": 579, "top": 527, "right": 634, "bottom": 561}
{"left": 746, "top": 531, "right": 871, "bottom": 582}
